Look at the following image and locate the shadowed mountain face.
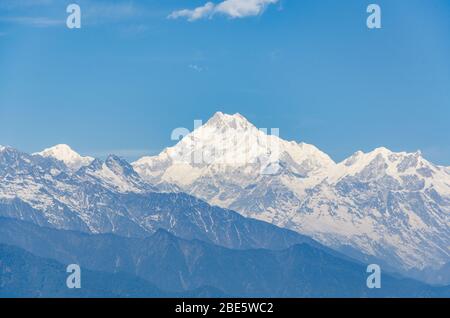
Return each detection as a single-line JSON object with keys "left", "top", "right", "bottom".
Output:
{"left": 0, "top": 241, "right": 226, "bottom": 298}
{"left": 0, "top": 218, "right": 447, "bottom": 298}
{"left": 0, "top": 244, "right": 222, "bottom": 298}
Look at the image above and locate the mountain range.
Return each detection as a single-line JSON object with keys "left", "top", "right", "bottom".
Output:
{"left": 0, "top": 112, "right": 449, "bottom": 293}
{"left": 0, "top": 145, "right": 322, "bottom": 251}
{"left": 132, "top": 113, "right": 450, "bottom": 275}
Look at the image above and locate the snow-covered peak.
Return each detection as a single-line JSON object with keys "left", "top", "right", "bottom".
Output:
{"left": 34, "top": 144, "right": 94, "bottom": 171}
{"left": 205, "top": 112, "right": 255, "bottom": 131}
{"left": 0, "top": 145, "right": 14, "bottom": 153}
{"left": 175, "top": 113, "right": 333, "bottom": 169}
{"left": 77, "top": 155, "right": 151, "bottom": 193}
{"left": 133, "top": 112, "right": 335, "bottom": 188}
{"left": 342, "top": 147, "right": 392, "bottom": 167}
{"left": 330, "top": 146, "right": 438, "bottom": 184}
{"left": 105, "top": 155, "right": 137, "bottom": 177}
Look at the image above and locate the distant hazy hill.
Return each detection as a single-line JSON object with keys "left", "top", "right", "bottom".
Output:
{"left": 0, "top": 218, "right": 447, "bottom": 298}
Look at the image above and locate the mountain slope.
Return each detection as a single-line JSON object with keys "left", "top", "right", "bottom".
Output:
{"left": 0, "top": 243, "right": 225, "bottom": 298}
{"left": 295, "top": 147, "right": 450, "bottom": 271}
{"left": 0, "top": 243, "right": 167, "bottom": 297}
{"left": 0, "top": 147, "right": 320, "bottom": 251}
{"left": 132, "top": 112, "right": 450, "bottom": 274}
{"left": 0, "top": 219, "right": 447, "bottom": 297}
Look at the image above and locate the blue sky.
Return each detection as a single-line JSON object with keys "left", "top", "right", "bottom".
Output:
{"left": 0, "top": 0, "right": 449, "bottom": 164}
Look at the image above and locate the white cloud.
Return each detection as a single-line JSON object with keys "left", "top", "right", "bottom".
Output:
{"left": 168, "top": 0, "right": 279, "bottom": 21}
{"left": 168, "top": 2, "right": 215, "bottom": 21}
{"left": 216, "top": 0, "right": 278, "bottom": 18}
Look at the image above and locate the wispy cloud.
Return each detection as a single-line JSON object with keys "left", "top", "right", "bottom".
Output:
{"left": 0, "top": 0, "right": 54, "bottom": 10}
{"left": 83, "top": 1, "right": 141, "bottom": 24}
{"left": 0, "top": 0, "right": 60, "bottom": 27}
{"left": 118, "top": 23, "right": 150, "bottom": 37}
{"left": 168, "top": 0, "right": 279, "bottom": 22}
{"left": 81, "top": 0, "right": 167, "bottom": 24}
{"left": 0, "top": 16, "right": 63, "bottom": 27}
{"left": 188, "top": 64, "right": 205, "bottom": 72}
{"left": 0, "top": 0, "right": 151, "bottom": 28}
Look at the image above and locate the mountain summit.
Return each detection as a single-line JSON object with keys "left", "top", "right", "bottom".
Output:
{"left": 133, "top": 112, "right": 334, "bottom": 186}
{"left": 205, "top": 111, "right": 255, "bottom": 130}
{"left": 34, "top": 144, "right": 94, "bottom": 170}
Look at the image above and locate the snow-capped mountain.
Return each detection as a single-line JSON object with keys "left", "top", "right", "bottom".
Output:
{"left": 132, "top": 112, "right": 450, "bottom": 272}
{"left": 133, "top": 112, "right": 335, "bottom": 208}
{"left": 0, "top": 146, "right": 319, "bottom": 251}
{"left": 294, "top": 147, "right": 450, "bottom": 270}
{"left": 34, "top": 144, "right": 94, "bottom": 170}
{"left": 76, "top": 155, "right": 155, "bottom": 193}
{"left": 1, "top": 113, "right": 449, "bottom": 279}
